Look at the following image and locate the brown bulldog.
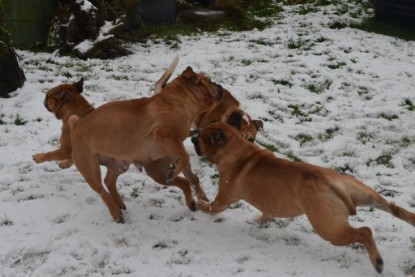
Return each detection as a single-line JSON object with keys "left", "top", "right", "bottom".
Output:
{"left": 32, "top": 78, "right": 93, "bottom": 168}
{"left": 154, "top": 57, "right": 263, "bottom": 141}
{"left": 191, "top": 122, "right": 415, "bottom": 274}
{"left": 69, "top": 67, "right": 223, "bottom": 222}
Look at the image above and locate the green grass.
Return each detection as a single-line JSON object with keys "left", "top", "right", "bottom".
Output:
{"left": 295, "top": 133, "right": 313, "bottom": 146}
{"left": 335, "top": 163, "right": 355, "bottom": 174}
{"left": 404, "top": 99, "right": 415, "bottom": 111}
{"left": 379, "top": 113, "right": 399, "bottom": 121}
{"left": 14, "top": 114, "right": 27, "bottom": 126}
{"left": 259, "top": 142, "right": 278, "bottom": 152}
{"left": 318, "top": 126, "right": 340, "bottom": 141}
{"left": 272, "top": 79, "right": 293, "bottom": 87}
{"left": 355, "top": 18, "right": 415, "bottom": 41}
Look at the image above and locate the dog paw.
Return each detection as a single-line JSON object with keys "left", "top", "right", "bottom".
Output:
{"left": 32, "top": 153, "right": 45, "bottom": 163}
{"left": 115, "top": 216, "right": 125, "bottom": 224}
{"left": 197, "top": 200, "right": 209, "bottom": 211}
{"left": 189, "top": 200, "right": 197, "bottom": 212}
{"left": 59, "top": 159, "right": 73, "bottom": 169}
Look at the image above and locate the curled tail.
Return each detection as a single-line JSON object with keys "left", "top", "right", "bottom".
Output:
{"left": 68, "top": 115, "right": 79, "bottom": 130}
{"left": 154, "top": 55, "right": 179, "bottom": 94}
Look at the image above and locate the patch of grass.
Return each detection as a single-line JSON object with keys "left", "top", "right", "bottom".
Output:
{"left": 315, "top": 36, "right": 328, "bottom": 43}
{"left": 379, "top": 113, "right": 399, "bottom": 121}
{"left": 1, "top": 213, "right": 13, "bottom": 226}
{"left": 241, "top": 59, "right": 252, "bottom": 66}
{"left": 334, "top": 4, "right": 350, "bottom": 15}
{"left": 354, "top": 17, "right": 415, "bottom": 41}
{"left": 357, "top": 130, "right": 374, "bottom": 144}
{"left": 61, "top": 71, "right": 73, "bottom": 78}
{"left": 298, "top": 5, "right": 318, "bottom": 15}
{"left": 314, "top": 0, "right": 334, "bottom": 6}
{"left": 305, "top": 79, "right": 332, "bottom": 94}
{"left": 249, "top": 38, "right": 273, "bottom": 46}
{"left": 272, "top": 79, "right": 293, "bottom": 87}
{"left": 259, "top": 142, "right": 278, "bottom": 152}
{"left": 14, "top": 114, "right": 27, "bottom": 126}
{"left": 294, "top": 133, "right": 313, "bottom": 146}
{"left": 401, "top": 136, "right": 412, "bottom": 147}
{"left": 130, "top": 187, "right": 139, "bottom": 198}
{"left": 111, "top": 75, "right": 129, "bottom": 81}
{"left": 367, "top": 153, "right": 393, "bottom": 167}
{"left": 335, "top": 163, "right": 354, "bottom": 174}
{"left": 329, "top": 21, "right": 349, "bottom": 29}
{"left": 404, "top": 99, "right": 415, "bottom": 111}
{"left": 327, "top": 61, "right": 346, "bottom": 69}
{"left": 0, "top": 114, "right": 5, "bottom": 125}
{"left": 287, "top": 37, "right": 307, "bottom": 49}
{"left": 285, "top": 151, "right": 303, "bottom": 162}
{"left": 247, "top": 93, "right": 265, "bottom": 100}
{"left": 318, "top": 126, "right": 340, "bottom": 141}
{"left": 288, "top": 104, "right": 307, "bottom": 117}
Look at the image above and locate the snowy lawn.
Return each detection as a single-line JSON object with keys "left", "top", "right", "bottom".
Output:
{"left": 1, "top": 1, "right": 415, "bottom": 276}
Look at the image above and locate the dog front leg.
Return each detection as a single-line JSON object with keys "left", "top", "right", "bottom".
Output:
{"left": 182, "top": 163, "right": 208, "bottom": 202}
{"left": 197, "top": 194, "right": 234, "bottom": 215}
{"left": 33, "top": 148, "right": 71, "bottom": 164}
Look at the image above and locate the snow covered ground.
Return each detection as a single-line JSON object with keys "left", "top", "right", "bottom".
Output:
{"left": 1, "top": 1, "right": 415, "bottom": 276}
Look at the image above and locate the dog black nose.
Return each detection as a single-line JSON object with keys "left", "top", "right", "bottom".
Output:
{"left": 44, "top": 96, "right": 52, "bottom": 112}
{"left": 190, "top": 129, "right": 202, "bottom": 156}
{"left": 216, "top": 85, "right": 223, "bottom": 100}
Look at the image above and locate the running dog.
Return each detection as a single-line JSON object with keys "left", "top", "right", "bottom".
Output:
{"left": 191, "top": 122, "right": 415, "bottom": 274}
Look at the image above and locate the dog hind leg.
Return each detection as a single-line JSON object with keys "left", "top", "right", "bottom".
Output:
{"left": 304, "top": 192, "right": 383, "bottom": 273}
{"left": 344, "top": 176, "right": 415, "bottom": 227}
{"left": 104, "top": 169, "right": 126, "bottom": 210}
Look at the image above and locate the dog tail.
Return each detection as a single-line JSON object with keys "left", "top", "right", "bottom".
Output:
{"left": 68, "top": 115, "right": 80, "bottom": 130}
{"left": 154, "top": 55, "right": 179, "bottom": 94}
{"left": 343, "top": 175, "right": 415, "bottom": 227}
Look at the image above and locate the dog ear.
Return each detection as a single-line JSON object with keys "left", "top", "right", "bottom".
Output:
{"left": 73, "top": 77, "right": 84, "bottom": 93}
{"left": 209, "top": 128, "right": 227, "bottom": 146}
{"left": 253, "top": 119, "right": 264, "bottom": 131}
{"left": 181, "top": 67, "right": 197, "bottom": 81}
{"left": 226, "top": 110, "right": 243, "bottom": 129}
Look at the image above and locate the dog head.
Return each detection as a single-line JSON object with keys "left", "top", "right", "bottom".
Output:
{"left": 191, "top": 122, "right": 241, "bottom": 164}
{"left": 180, "top": 67, "right": 223, "bottom": 109}
{"left": 225, "top": 110, "right": 263, "bottom": 142}
{"left": 44, "top": 78, "right": 86, "bottom": 120}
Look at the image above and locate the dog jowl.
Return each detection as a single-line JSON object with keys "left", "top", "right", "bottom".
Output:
{"left": 69, "top": 67, "right": 223, "bottom": 222}
{"left": 192, "top": 122, "right": 415, "bottom": 274}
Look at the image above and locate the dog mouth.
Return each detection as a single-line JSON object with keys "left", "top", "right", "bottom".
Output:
{"left": 44, "top": 95, "right": 52, "bottom": 112}
{"left": 190, "top": 129, "right": 202, "bottom": 156}
{"left": 215, "top": 84, "right": 223, "bottom": 100}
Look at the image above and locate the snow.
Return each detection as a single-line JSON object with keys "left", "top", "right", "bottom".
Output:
{"left": 1, "top": 2, "right": 415, "bottom": 277}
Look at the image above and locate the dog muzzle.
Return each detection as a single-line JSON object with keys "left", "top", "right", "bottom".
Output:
{"left": 190, "top": 129, "right": 202, "bottom": 156}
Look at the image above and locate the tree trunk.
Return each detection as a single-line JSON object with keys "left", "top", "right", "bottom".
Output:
{"left": 0, "top": 9, "right": 25, "bottom": 98}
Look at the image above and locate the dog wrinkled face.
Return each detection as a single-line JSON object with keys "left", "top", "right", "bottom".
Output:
{"left": 181, "top": 67, "right": 223, "bottom": 108}
{"left": 191, "top": 122, "right": 229, "bottom": 164}
{"left": 44, "top": 78, "right": 84, "bottom": 119}
{"left": 226, "top": 110, "right": 263, "bottom": 142}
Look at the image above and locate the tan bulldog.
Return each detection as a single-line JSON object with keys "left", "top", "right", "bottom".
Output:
{"left": 154, "top": 56, "right": 263, "bottom": 141}
{"left": 191, "top": 122, "right": 415, "bottom": 274}
{"left": 32, "top": 78, "right": 93, "bottom": 169}
{"left": 69, "top": 67, "right": 223, "bottom": 222}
